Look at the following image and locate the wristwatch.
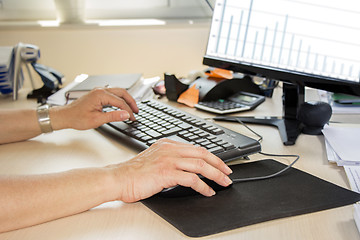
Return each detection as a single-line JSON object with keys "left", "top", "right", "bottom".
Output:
{"left": 36, "top": 104, "right": 53, "bottom": 133}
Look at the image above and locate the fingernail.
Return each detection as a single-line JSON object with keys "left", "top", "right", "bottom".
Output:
{"left": 224, "top": 176, "right": 233, "bottom": 185}
{"left": 209, "top": 189, "right": 216, "bottom": 196}
{"left": 121, "top": 111, "right": 130, "bottom": 120}
{"left": 225, "top": 165, "right": 233, "bottom": 175}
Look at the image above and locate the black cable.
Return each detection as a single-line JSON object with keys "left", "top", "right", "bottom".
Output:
{"left": 231, "top": 152, "right": 300, "bottom": 183}
{"left": 235, "top": 118, "right": 263, "bottom": 143}
{"left": 213, "top": 116, "right": 300, "bottom": 183}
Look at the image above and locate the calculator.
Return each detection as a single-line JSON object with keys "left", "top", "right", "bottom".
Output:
{"left": 195, "top": 91, "right": 265, "bottom": 114}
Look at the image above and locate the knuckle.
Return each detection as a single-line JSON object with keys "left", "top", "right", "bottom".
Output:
{"left": 92, "top": 88, "right": 105, "bottom": 95}
{"left": 157, "top": 138, "right": 168, "bottom": 144}
{"left": 107, "top": 112, "right": 120, "bottom": 122}
{"left": 154, "top": 138, "right": 171, "bottom": 148}
{"left": 195, "top": 158, "right": 206, "bottom": 169}
{"left": 197, "top": 146, "right": 209, "bottom": 155}
{"left": 214, "top": 169, "right": 224, "bottom": 180}
{"left": 90, "top": 88, "right": 107, "bottom": 98}
{"left": 189, "top": 174, "right": 199, "bottom": 186}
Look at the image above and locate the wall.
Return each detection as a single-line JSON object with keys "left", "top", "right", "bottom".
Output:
{"left": 0, "top": 24, "right": 210, "bottom": 87}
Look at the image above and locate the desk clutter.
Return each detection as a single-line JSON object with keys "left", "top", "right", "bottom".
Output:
{"left": 0, "top": 42, "right": 64, "bottom": 102}
{"left": 163, "top": 70, "right": 271, "bottom": 114}
{"left": 142, "top": 160, "right": 360, "bottom": 237}
{"left": 0, "top": 46, "right": 20, "bottom": 95}
{"left": 64, "top": 73, "right": 141, "bottom": 100}
{"left": 319, "top": 90, "right": 360, "bottom": 115}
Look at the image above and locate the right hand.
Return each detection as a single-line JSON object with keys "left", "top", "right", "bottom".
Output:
{"left": 107, "top": 138, "right": 233, "bottom": 203}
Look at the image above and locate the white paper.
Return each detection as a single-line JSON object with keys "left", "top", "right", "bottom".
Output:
{"left": 354, "top": 204, "right": 360, "bottom": 233}
{"left": 322, "top": 125, "right": 360, "bottom": 162}
{"left": 46, "top": 80, "right": 79, "bottom": 106}
{"left": 325, "top": 139, "right": 360, "bottom": 166}
{"left": 344, "top": 165, "right": 360, "bottom": 193}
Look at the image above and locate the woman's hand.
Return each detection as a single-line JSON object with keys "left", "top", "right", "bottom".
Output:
{"left": 108, "top": 138, "right": 233, "bottom": 202}
{"left": 50, "top": 87, "right": 138, "bottom": 131}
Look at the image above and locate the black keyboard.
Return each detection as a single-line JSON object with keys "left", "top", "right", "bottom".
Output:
{"left": 99, "top": 100, "right": 261, "bottom": 163}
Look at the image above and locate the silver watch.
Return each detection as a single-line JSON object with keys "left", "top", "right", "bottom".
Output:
{"left": 36, "top": 104, "right": 53, "bottom": 133}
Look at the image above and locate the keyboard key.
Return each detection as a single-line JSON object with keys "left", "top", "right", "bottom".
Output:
{"left": 178, "top": 122, "right": 192, "bottom": 129}
{"left": 223, "top": 143, "right": 236, "bottom": 150}
{"left": 161, "top": 127, "right": 182, "bottom": 135}
{"left": 208, "top": 146, "right": 224, "bottom": 154}
{"left": 147, "top": 130, "right": 162, "bottom": 138}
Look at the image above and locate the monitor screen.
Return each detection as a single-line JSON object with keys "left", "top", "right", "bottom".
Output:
{"left": 203, "top": 0, "right": 360, "bottom": 96}
{"left": 203, "top": 0, "right": 360, "bottom": 145}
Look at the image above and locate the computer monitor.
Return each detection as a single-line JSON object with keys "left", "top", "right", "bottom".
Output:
{"left": 203, "top": 0, "right": 360, "bottom": 145}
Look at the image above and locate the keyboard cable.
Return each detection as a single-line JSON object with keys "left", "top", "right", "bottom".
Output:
{"left": 209, "top": 117, "right": 301, "bottom": 183}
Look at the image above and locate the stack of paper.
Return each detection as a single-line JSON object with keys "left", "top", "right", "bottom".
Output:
{"left": 323, "top": 125, "right": 360, "bottom": 233}
{"left": 354, "top": 204, "right": 360, "bottom": 232}
{"left": 322, "top": 125, "right": 360, "bottom": 166}
{"left": 47, "top": 74, "right": 158, "bottom": 106}
{"left": 0, "top": 46, "right": 14, "bottom": 94}
{"left": 345, "top": 166, "right": 360, "bottom": 232}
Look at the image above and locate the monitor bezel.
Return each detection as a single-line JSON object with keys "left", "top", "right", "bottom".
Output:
{"left": 203, "top": 55, "right": 360, "bottom": 97}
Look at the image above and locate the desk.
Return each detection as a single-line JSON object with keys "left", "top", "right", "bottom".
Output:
{"left": 0, "top": 86, "right": 359, "bottom": 240}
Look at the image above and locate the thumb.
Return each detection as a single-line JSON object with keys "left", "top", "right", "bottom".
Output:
{"left": 103, "top": 110, "right": 131, "bottom": 124}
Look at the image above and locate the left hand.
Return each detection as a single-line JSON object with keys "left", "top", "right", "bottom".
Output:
{"left": 50, "top": 87, "right": 138, "bottom": 131}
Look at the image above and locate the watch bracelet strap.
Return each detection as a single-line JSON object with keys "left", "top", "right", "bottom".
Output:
{"left": 37, "top": 104, "right": 53, "bottom": 133}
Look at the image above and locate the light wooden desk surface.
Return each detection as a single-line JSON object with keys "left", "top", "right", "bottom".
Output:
{"left": 0, "top": 86, "right": 359, "bottom": 240}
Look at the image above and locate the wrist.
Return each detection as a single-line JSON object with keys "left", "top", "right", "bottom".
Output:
{"left": 105, "top": 163, "right": 130, "bottom": 202}
{"left": 49, "top": 106, "right": 69, "bottom": 131}
{"left": 36, "top": 104, "right": 53, "bottom": 133}
{"left": 97, "top": 167, "right": 121, "bottom": 203}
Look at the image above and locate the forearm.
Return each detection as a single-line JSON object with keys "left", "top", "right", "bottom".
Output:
{"left": 0, "top": 88, "right": 138, "bottom": 145}
{"left": 0, "top": 106, "right": 71, "bottom": 144}
{"left": 0, "top": 109, "right": 42, "bottom": 144}
{"left": 0, "top": 167, "right": 117, "bottom": 233}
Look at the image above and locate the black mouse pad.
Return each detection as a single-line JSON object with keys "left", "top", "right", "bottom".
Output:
{"left": 142, "top": 159, "right": 360, "bottom": 237}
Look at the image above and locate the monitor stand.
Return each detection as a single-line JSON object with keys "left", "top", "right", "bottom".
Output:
{"left": 214, "top": 83, "right": 304, "bottom": 146}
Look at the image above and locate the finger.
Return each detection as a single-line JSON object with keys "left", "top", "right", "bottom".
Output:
{"left": 101, "top": 91, "right": 136, "bottom": 121}
{"left": 105, "top": 88, "right": 139, "bottom": 113}
{"left": 157, "top": 139, "right": 232, "bottom": 175}
{"left": 173, "top": 171, "right": 216, "bottom": 197}
{"left": 103, "top": 110, "right": 130, "bottom": 123}
{"left": 175, "top": 157, "right": 232, "bottom": 187}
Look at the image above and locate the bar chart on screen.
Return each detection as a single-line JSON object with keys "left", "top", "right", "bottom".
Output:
{"left": 206, "top": 0, "right": 360, "bottom": 82}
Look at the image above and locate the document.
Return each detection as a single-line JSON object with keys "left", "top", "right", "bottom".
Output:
{"left": 325, "top": 139, "right": 360, "bottom": 166}
{"left": 348, "top": 169, "right": 360, "bottom": 234}
{"left": 322, "top": 125, "right": 360, "bottom": 163}
{"left": 47, "top": 74, "right": 159, "bottom": 105}
{"left": 354, "top": 203, "right": 360, "bottom": 234}
{"left": 46, "top": 78, "right": 80, "bottom": 106}
{"left": 344, "top": 165, "right": 360, "bottom": 193}
{"left": 65, "top": 73, "right": 142, "bottom": 100}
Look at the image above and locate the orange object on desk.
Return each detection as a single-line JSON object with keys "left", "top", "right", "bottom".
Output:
{"left": 177, "top": 84, "right": 199, "bottom": 108}
{"left": 205, "top": 68, "right": 233, "bottom": 79}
